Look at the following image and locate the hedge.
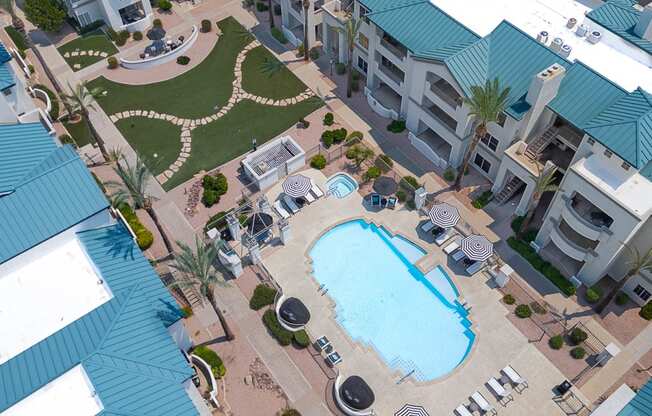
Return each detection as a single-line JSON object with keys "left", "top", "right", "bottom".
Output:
{"left": 323, "top": 112, "right": 334, "bottom": 126}
{"left": 310, "top": 154, "right": 326, "bottom": 170}
{"left": 515, "top": 304, "right": 532, "bottom": 318}
{"left": 193, "top": 345, "right": 226, "bottom": 378}
{"left": 472, "top": 191, "right": 493, "bottom": 209}
{"left": 5, "top": 26, "right": 29, "bottom": 51}
{"left": 293, "top": 330, "right": 310, "bottom": 348}
{"left": 263, "top": 309, "right": 293, "bottom": 346}
{"left": 640, "top": 302, "right": 652, "bottom": 320}
{"left": 585, "top": 286, "right": 602, "bottom": 304}
{"left": 570, "top": 346, "right": 586, "bottom": 359}
{"left": 569, "top": 327, "right": 587, "bottom": 346}
{"left": 503, "top": 294, "right": 515, "bottom": 305}
{"left": 321, "top": 128, "right": 347, "bottom": 148}
{"left": 119, "top": 204, "right": 154, "bottom": 250}
{"left": 387, "top": 119, "right": 406, "bottom": 133}
{"left": 507, "top": 236, "right": 576, "bottom": 296}
{"left": 34, "top": 84, "right": 60, "bottom": 120}
{"left": 615, "top": 292, "right": 630, "bottom": 306}
{"left": 549, "top": 334, "right": 563, "bottom": 349}
{"left": 249, "top": 284, "right": 277, "bottom": 310}
{"left": 201, "top": 173, "right": 228, "bottom": 207}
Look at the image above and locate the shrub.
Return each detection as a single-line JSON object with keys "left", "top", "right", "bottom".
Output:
{"left": 132, "top": 30, "right": 143, "bottom": 41}
{"left": 158, "top": 0, "right": 172, "bottom": 10}
{"left": 119, "top": 204, "right": 154, "bottom": 250}
{"left": 569, "top": 327, "right": 588, "bottom": 345}
{"left": 293, "top": 330, "right": 310, "bottom": 348}
{"left": 24, "top": 0, "right": 67, "bottom": 32}
{"left": 309, "top": 47, "right": 320, "bottom": 60}
{"left": 352, "top": 79, "right": 360, "bottom": 92}
{"left": 310, "top": 154, "right": 326, "bottom": 169}
{"left": 406, "top": 199, "right": 416, "bottom": 210}
{"left": 59, "top": 134, "right": 76, "bottom": 147}
{"left": 263, "top": 309, "right": 293, "bottom": 346}
{"left": 181, "top": 305, "right": 193, "bottom": 317}
{"left": 153, "top": 18, "right": 163, "bottom": 28}
{"left": 256, "top": 1, "right": 269, "bottom": 12}
{"left": 298, "top": 118, "right": 309, "bottom": 128}
{"left": 335, "top": 62, "right": 346, "bottom": 75}
{"left": 364, "top": 166, "right": 381, "bottom": 181}
{"left": 201, "top": 19, "right": 211, "bottom": 32}
{"left": 271, "top": 26, "right": 287, "bottom": 44}
{"left": 281, "top": 410, "right": 301, "bottom": 416}
{"left": 107, "top": 56, "right": 118, "bottom": 69}
{"left": 193, "top": 346, "right": 226, "bottom": 378}
{"left": 115, "top": 30, "right": 129, "bottom": 46}
{"left": 641, "top": 302, "right": 652, "bottom": 320}
{"left": 321, "top": 128, "right": 347, "bottom": 147}
{"left": 515, "top": 304, "right": 532, "bottom": 318}
{"left": 396, "top": 190, "right": 407, "bottom": 202}
{"left": 503, "top": 294, "right": 516, "bottom": 305}
{"left": 387, "top": 119, "right": 406, "bottom": 133}
{"left": 401, "top": 176, "right": 420, "bottom": 191}
{"left": 323, "top": 112, "right": 334, "bottom": 126}
{"left": 5, "top": 26, "right": 29, "bottom": 51}
{"left": 571, "top": 347, "right": 586, "bottom": 360}
{"left": 549, "top": 335, "right": 564, "bottom": 349}
{"left": 443, "top": 168, "right": 455, "bottom": 182}
{"left": 274, "top": 4, "right": 281, "bottom": 15}
{"left": 472, "top": 190, "right": 493, "bottom": 209}
{"left": 346, "top": 130, "right": 363, "bottom": 145}
{"left": 522, "top": 229, "right": 538, "bottom": 243}
{"left": 201, "top": 173, "right": 228, "bottom": 207}
{"left": 296, "top": 42, "right": 305, "bottom": 57}
{"left": 249, "top": 284, "right": 277, "bottom": 310}
{"left": 107, "top": 28, "right": 118, "bottom": 42}
{"left": 28, "top": 64, "right": 34, "bottom": 74}
{"left": 585, "top": 286, "right": 602, "bottom": 304}
{"left": 34, "top": 83, "right": 59, "bottom": 120}
{"left": 177, "top": 55, "right": 191, "bottom": 65}
{"left": 376, "top": 154, "right": 393, "bottom": 172}
{"left": 615, "top": 292, "right": 630, "bottom": 306}
{"left": 322, "top": 132, "right": 334, "bottom": 148}
{"left": 202, "top": 189, "right": 220, "bottom": 207}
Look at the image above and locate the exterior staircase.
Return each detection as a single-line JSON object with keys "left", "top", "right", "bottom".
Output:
{"left": 525, "top": 127, "right": 558, "bottom": 160}
{"left": 495, "top": 175, "right": 525, "bottom": 205}
{"left": 169, "top": 268, "right": 203, "bottom": 307}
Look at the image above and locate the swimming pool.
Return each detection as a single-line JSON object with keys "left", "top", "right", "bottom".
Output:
{"left": 310, "top": 220, "right": 475, "bottom": 381}
{"left": 326, "top": 173, "right": 358, "bottom": 199}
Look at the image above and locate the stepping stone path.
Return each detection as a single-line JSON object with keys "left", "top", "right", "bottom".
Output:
{"left": 109, "top": 40, "right": 316, "bottom": 185}
{"left": 63, "top": 50, "right": 110, "bottom": 60}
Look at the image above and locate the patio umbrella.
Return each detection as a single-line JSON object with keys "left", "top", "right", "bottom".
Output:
{"left": 395, "top": 404, "right": 430, "bottom": 416}
{"left": 282, "top": 174, "right": 312, "bottom": 198}
{"left": 460, "top": 234, "right": 493, "bottom": 262}
{"left": 373, "top": 176, "right": 398, "bottom": 196}
{"left": 147, "top": 26, "right": 166, "bottom": 40}
{"left": 245, "top": 212, "right": 273, "bottom": 236}
{"left": 428, "top": 203, "right": 460, "bottom": 228}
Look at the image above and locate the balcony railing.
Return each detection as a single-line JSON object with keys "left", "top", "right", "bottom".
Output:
{"left": 378, "top": 62, "right": 404, "bottom": 86}
{"left": 562, "top": 195, "right": 613, "bottom": 239}
{"left": 429, "top": 81, "right": 462, "bottom": 109}
{"left": 557, "top": 218, "right": 599, "bottom": 252}
{"left": 556, "top": 124, "right": 583, "bottom": 149}
{"left": 380, "top": 38, "right": 407, "bottom": 60}
{"left": 426, "top": 102, "right": 457, "bottom": 132}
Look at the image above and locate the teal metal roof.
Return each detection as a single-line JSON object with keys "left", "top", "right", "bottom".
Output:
{"left": 444, "top": 21, "right": 570, "bottom": 120}
{"left": 0, "top": 224, "right": 195, "bottom": 415}
{"left": 0, "top": 144, "right": 109, "bottom": 264}
{"left": 618, "top": 378, "right": 652, "bottom": 416}
{"left": 587, "top": 0, "right": 652, "bottom": 56}
{"left": 0, "top": 123, "right": 57, "bottom": 194}
{"left": 0, "top": 41, "right": 10, "bottom": 63}
{"left": 584, "top": 88, "right": 652, "bottom": 169}
{"left": 0, "top": 42, "right": 14, "bottom": 91}
{"left": 549, "top": 61, "right": 628, "bottom": 129}
{"left": 364, "top": 1, "right": 479, "bottom": 56}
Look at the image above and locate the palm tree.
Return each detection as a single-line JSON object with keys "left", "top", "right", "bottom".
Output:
{"left": 454, "top": 79, "right": 510, "bottom": 191}
{"left": 302, "top": 0, "right": 310, "bottom": 62}
{"left": 259, "top": 58, "right": 284, "bottom": 77}
{"left": 107, "top": 154, "right": 175, "bottom": 254}
{"left": 62, "top": 81, "right": 109, "bottom": 157}
{"left": 518, "top": 165, "right": 558, "bottom": 238}
{"left": 596, "top": 245, "right": 652, "bottom": 313}
{"left": 338, "top": 17, "right": 361, "bottom": 98}
{"left": 171, "top": 237, "right": 234, "bottom": 341}
{"left": 0, "top": 0, "right": 25, "bottom": 32}
{"left": 267, "top": 0, "right": 275, "bottom": 28}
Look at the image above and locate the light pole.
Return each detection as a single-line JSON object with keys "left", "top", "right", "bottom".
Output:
{"left": 252, "top": 138, "right": 257, "bottom": 152}
{"left": 329, "top": 58, "right": 334, "bottom": 76}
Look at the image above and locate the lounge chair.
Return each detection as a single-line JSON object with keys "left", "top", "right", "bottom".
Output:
{"left": 444, "top": 238, "right": 461, "bottom": 255}
{"left": 420, "top": 221, "right": 436, "bottom": 233}
{"left": 435, "top": 229, "right": 454, "bottom": 246}
{"left": 381, "top": 197, "right": 388, "bottom": 208}
{"left": 452, "top": 249, "right": 466, "bottom": 262}
{"left": 488, "top": 377, "right": 514, "bottom": 405}
{"left": 501, "top": 366, "right": 528, "bottom": 392}
{"left": 282, "top": 194, "right": 300, "bottom": 214}
{"left": 467, "top": 260, "right": 485, "bottom": 275}
{"left": 471, "top": 392, "right": 497, "bottom": 415}
{"left": 387, "top": 197, "right": 397, "bottom": 209}
{"left": 371, "top": 193, "right": 381, "bottom": 206}
{"left": 455, "top": 405, "right": 473, "bottom": 416}
{"left": 315, "top": 336, "right": 330, "bottom": 351}
{"left": 273, "top": 200, "right": 291, "bottom": 219}
{"left": 305, "top": 192, "right": 316, "bottom": 203}
{"left": 326, "top": 351, "right": 342, "bottom": 366}
{"left": 462, "top": 257, "right": 477, "bottom": 268}
{"left": 310, "top": 181, "right": 324, "bottom": 198}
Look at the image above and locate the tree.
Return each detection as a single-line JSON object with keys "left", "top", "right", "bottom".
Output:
{"left": 62, "top": 81, "right": 109, "bottom": 157}
{"left": 518, "top": 164, "right": 558, "bottom": 237}
{"left": 107, "top": 154, "right": 175, "bottom": 254}
{"left": 347, "top": 144, "right": 374, "bottom": 168}
{"left": 267, "top": 0, "right": 275, "bottom": 28}
{"left": 302, "top": 0, "right": 310, "bottom": 62}
{"left": 259, "top": 57, "right": 284, "bottom": 77}
{"left": 454, "top": 78, "right": 510, "bottom": 191}
{"left": 596, "top": 245, "right": 652, "bottom": 313}
{"left": 338, "top": 17, "right": 361, "bottom": 98}
{"left": 24, "top": 0, "right": 66, "bottom": 32}
{"left": 0, "top": 0, "right": 25, "bottom": 32}
{"left": 171, "top": 237, "right": 235, "bottom": 341}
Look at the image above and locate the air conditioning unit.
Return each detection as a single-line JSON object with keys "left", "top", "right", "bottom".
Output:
{"left": 560, "top": 44, "right": 572, "bottom": 58}
{"left": 550, "top": 37, "right": 563, "bottom": 52}
{"left": 587, "top": 30, "right": 602, "bottom": 44}
{"left": 576, "top": 24, "right": 589, "bottom": 37}
{"left": 566, "top": 17, "right": 577, "bottom": 29}
{"left": 537, "top": 30, "right": 549, "bottom": 44}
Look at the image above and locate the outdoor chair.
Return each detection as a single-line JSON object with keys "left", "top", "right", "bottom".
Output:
{"left": 452, "top": 249, "right": 466, "bottom": 262}
{"left": 371, "top": 194, "right": 381, "bottom": 206}
{"left": 435, "top": 229, "right": 454, "bottom": 246}
{"left": 381, "top": 197, "right": 388, "bottom": 208}
{"left": 326, "top": 351, "right": 342, "bottom": 366}
{"left": 282, "top": 194, "right": 300, "bottom": 214}
{"left": 387, "top": 197, "right": 397, "bottom": 209}
{"left": 310, "top": 181, "right": 325, "bottom": 198}
{"left": 443, "top": 238, "right": 461, "bottom": 255}
{"left": 471, "top": 392, "right": 497, "bottom": 415}
{"left": 305, "top": 192, "right": 316, "bottom": 204}
{"left": 315, "top": 336, "right": 330, "bottom": 351}
{"left": 273, "top": 200, "right": 291, "bottom": 219}
{"left": 501, "top": 366, "right": 528, "bottom": 392}
{"left": 467, "top": 261, "right": 485, "bottom": 275}
{"left": 488, "top": 377, "right": 514, "bottom": 405}
{"left": 420, "top": 221, "right": 436, "bottom": 233}
{"left": 455, "top": 404, "right": 473, "bottom": 416}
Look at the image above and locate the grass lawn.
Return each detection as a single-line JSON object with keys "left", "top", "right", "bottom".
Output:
{"left": 115, "top": 117, "right": 181, "bottom": 176}
{"left": 64, "top": 119, "right": 95, "bottom": 147}
{"left": 241, "top": 46, "right": 307, "bottom": 99}
{"left": 88, "top": 17, "right": 251, "bottom": 119}
{"left": 58, "top": 29, "right": 118, "bottom": 71}
{"left": 4, "top": 26, "right": 29, "bottom": 52}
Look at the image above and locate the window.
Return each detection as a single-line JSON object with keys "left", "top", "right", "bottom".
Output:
{"left": 357, "top": 56, "right": 368, "bottom": 74}
{"left": 497, "top": 112, "right": 506, "bottom": 127}
{"left": 358, "top": 33, "right": 369, "bottom": 50}
{"left": 474, "top": 153, "right": 492, "bottom": 173}
{"left": 603, "top": 149, "right": 613, "bottom": 158}
{"left": 481, "top": 133, "right": 499, "bottom": 152}
{"left": 587, "top": 137, "right": 595, "bottom": 146}
{"left": 634, "top": 285, "right": 651, "bottom": 302}
{"left": 622, "top": 161, "right": 631, "bottom": 171}
{"left": 359, "top": 5, "right": 369, "bottom": 23}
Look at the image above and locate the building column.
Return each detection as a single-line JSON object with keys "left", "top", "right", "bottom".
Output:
{"left": 339, "top": 31, "right": 347, "bottom": 64}
{"left": 246, "top": 238, "right": 262, "bottom": 265}
{"left": 491, "top": 164, "right": 510, "bottom": 194}
{"left": 227, "top": 214, "right": 241, "bottom": 242}
{"left": 305, "top": 1, "right": 316, "bottom": 48}
{"left": 278, "top": 219, "right": 291, "bottom": 244}
{"left": 515, "top": 181, "right": 536, "bottom": 216}
{"left": 281, "top": 0, "right": 290, "bottom": 28}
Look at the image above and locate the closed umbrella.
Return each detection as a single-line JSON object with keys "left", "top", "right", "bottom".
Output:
{"left": 282, "top": 174, "right": 312, "bottom": 198}
{"left": 147, "top": 27, "right": 166, "bottom": 40}
{"left": 373, "top": 176, "right": 398, "bottom": 196}
{"left": 395, "top": 404, "right": 430, "bottom": 416}
{"left": 460, "top": 234, "right": 493, "bottom": 261}
{"left": 428, "top": 203, "right": 460, "bottom": 228}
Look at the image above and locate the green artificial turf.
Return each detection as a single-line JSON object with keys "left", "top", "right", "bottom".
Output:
{"left": 58, "top": 29, "right": 118, "bottom": 71}
{"left": 241, "top": 46, "right": 307, "bottom": 99}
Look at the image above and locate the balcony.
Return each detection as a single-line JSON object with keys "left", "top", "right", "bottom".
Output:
{"left": 550, "top": 218, "right": 597, "bottom": 262}
{"left": 322, "top": 0, "right": 348, "bottom": 23}
{"left": 365, "top": 85, "right": 400, "bottom": 120}
{"left": 561, "top": 194, "right": 613, "bottom": 241}
{"left": 409, "top": 128, "right": 451, "bottom": 169}
{"left": 380, "top": 36, "right": 407, "bottom": 60}
{"left": 424, "top": 99, "right": 457, "bottom": 133}
{"left": 428, "top": 79, "right": 462, "bottom": 109}
{"left": 554, "top": 122, "right": 584, "bottom": 150}
{"left": 539, "top": 240, "right": 584, "bottom": 279}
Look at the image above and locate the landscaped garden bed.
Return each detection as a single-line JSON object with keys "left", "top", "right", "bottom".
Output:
{"left": 58, "top": 29, "right": 118, "bottom": 71}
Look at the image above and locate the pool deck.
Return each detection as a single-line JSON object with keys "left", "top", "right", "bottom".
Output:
{"left": 262, "top": 169, "right": 585, "bottom": 415}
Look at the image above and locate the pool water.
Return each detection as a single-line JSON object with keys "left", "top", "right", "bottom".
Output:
{"left": 310, "top": 220, "right": 475, "bottom": 381}
{"left": 326, "top": 173, "right": 358, "bottom": 199}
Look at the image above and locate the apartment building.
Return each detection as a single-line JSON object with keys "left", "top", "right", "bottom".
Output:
{"left": 278, "top": 0, "right": 325, "bottom": 48}
{"left": 0, "top": 122, "right": 209, "bottom": 414}
{"left": 315, "top": 0, "right": 652, "bottom": 303}
{"left": 62, "top": 0, "right": 153, "bottom": 32}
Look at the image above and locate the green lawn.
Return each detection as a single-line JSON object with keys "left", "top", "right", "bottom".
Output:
{"left": 64, "top": 119, "right": 95, "bottom": 147}
{"left": 115, "top": 117, "right": 181, "bottom": 176}
{"left": 58, "top": 29, "right": 118, "bottom": 71}
{"left": 241, "top": 46, "right": 307, "bottom": 99}
{"left": 88, "top": 18, "right": 252, "bottom": 119}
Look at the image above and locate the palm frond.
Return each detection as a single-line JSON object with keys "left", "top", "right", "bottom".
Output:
{"left": 259, "top": 58, "right": 284, "bottom": 77}
{"left": 169, "top": 237, "right": 225, "bottom": 301}
{"left": 110, "top": 155, "right": 154, "bottom": 209}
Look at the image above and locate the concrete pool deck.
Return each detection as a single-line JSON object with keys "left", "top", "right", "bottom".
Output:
{"left": 261, "top": 169, "right": 587, "bottom": 415}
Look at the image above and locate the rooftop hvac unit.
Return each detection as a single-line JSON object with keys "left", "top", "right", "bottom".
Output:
{"left": 560, "top": 44, "right": 572, "bottom": 58}
{"left": 537, "top": 30, "right": 549, "bottom": 44}
{"left": 550, "top": 37, "right": 563, "bottom": 52}
{"left": 576, "top": 24, "right": 589, "bottom": 37}
{"left": 566, "top": 17, "right": 577, "bottom": 29}
{"left": 587, "top": 30, "right": 602, "bottom": 44}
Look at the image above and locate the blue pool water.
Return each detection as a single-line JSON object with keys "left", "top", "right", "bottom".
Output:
{"left": 326, "top": 173, "right": 358, "bottom": 199}
{"left": 310, "top": 220, "right": 475, "bottom": 381}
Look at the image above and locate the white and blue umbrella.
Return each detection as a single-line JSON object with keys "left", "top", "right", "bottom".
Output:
{"left": 282, "top": 174, "right": 312, "bottom": 198}
{"left": 461, "top": 234, "right": 493, "bottom": 261}
{"left": 395, "top": 404, "right": 429, "bottom": 416}
{"left": 428, "top": 203, "right": 460, "bottom": 228}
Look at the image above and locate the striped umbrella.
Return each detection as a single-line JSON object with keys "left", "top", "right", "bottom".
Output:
{"left": 461, "top": 234, "right": 493, "bottom": 261}
{"left": 395, "top": 404, "right": 429, "bottom": 416}
{"left": 282, "top": 174, "right": 312, "bottom": 198}
{"left": 428, "top": 203, "right": 460, "bottom": 228}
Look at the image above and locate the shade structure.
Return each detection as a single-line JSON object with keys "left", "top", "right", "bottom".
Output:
{"left": 245, "top": 212, "right": 273, "bottom": 236}
{"left": 279, "top": 297, "right": 310, "bottom": 326}
{"left": 460, "top": 234, "right": 493, "bottom": 262}
{"left": 339, "top": 376, "right": 375, "bottom": 411}
{"left": 282, "top": 174, "right": 312, "bottom": 198}
{"left": 373, "top": 176, "right": 398, "bottom": 196}
{"left": 428, "top": 203, "right": 460, "bottom": 228}
{"left": 146, "top": 27, "right": 166, "bottom": 40}
{"left": 395, "top": 404, "right": 430, "bottom": 416}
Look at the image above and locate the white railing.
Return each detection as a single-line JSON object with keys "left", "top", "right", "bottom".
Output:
{"left": 120, "top": 26, "right": 199, "bottom": 70}
{"left": 10, "top": 46, "right": 31, "bottom": 78}
{"left": 364, "top": 86, "right": 398, "bottom": 120}
{"left": 282, "top": 26, "right": 301, "bottom": 47}
{"left": 190, "top": 354, "right": 220, "bottom": 408}
{"left": 31, "top": 87, "right": 52, "bottom": 113}
{"left": 408, "top": 132, "right": 448, "bottom": 169}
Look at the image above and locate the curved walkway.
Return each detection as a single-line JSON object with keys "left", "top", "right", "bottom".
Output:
{"left": 108, "top": 40, "right": 315, "bottom": 185}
